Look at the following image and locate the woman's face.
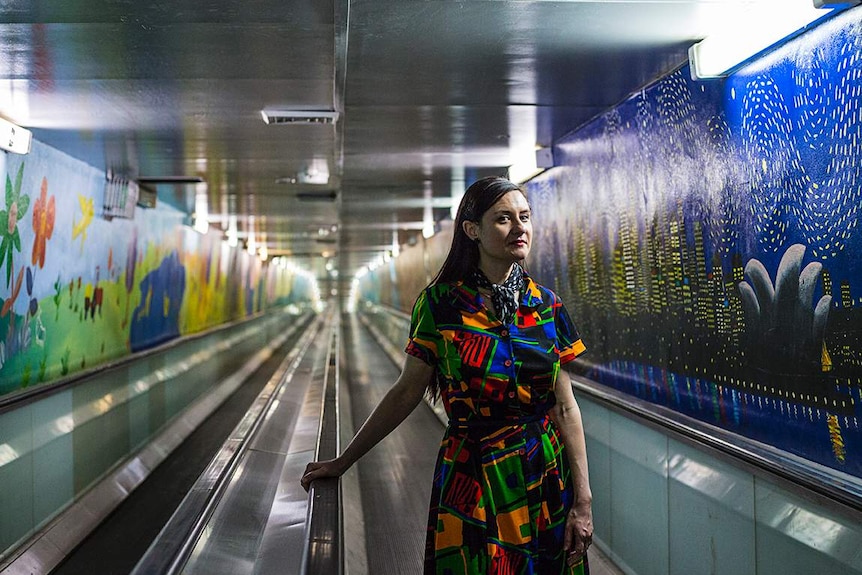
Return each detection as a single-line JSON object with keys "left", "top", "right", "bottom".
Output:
{"left": 464, "top": 190, "right": 532, "bottom": 270}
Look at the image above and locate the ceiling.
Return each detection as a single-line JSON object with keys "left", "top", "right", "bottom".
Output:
{"left": 0, "top": 0, "right": 745, "bottom": 294}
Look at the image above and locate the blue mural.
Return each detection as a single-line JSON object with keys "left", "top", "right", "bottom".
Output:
{"left": 527, "top": 9, "right": 862, "bottom": 480}
{"left": 129, "top": 250, "right": 185, "bottom": 352}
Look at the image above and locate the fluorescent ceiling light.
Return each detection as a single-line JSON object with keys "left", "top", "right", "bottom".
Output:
{"left": 0, "top": 117, "right": 32, "bottom": 155}
{"left": 689, "top": 0, "right": 856, "bottom": 80}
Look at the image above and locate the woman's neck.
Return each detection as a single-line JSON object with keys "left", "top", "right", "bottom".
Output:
{"left": 478, "top": 262, "right": 515, "bottom": 285}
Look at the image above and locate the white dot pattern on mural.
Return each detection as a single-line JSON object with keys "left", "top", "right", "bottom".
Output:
{"left": 741, "top": 30, "right": 862, "bottom": 259}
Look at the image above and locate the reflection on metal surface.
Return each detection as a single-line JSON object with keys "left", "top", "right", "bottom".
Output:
{"left": 1, "top": 312, "right": 311, "bottom": 575}
{"left": 126, "top": 312, "right": 327, "bottom": 574}
{"left": 761, "top": 494, "right": 859, "bottom": 557}
{"left": 0, "top": 443, "right": 19, "bottom": 466}
{"left": 358, "top": 303, "right": 448, "bottom": 425}
{"left": 0, "top": 317, "right": 283, "bottom": 472}
{"left": 669, "top": 454, "right": 742, "bottom": 505}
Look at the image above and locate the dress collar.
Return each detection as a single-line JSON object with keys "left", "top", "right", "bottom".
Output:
{"left": 449, "top": 271, "right": 543, "bottom": 313}
{"left": 520, "top": 276, "right": 544, "bottom": 309}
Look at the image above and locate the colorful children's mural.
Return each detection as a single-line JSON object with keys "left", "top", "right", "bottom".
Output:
{"left": 0, "top": 140, "right": 315, "bottom": 397}
{"left": 526, "top": 10, "right": 862, "bottom": 480}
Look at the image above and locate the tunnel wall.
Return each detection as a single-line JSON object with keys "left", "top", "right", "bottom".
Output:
{"left": 362, "top": 302, "right": 862, "bottom": 574}
{"left": 0, "top": 139, "right": 315, "bottom": 398}
{"left": 360, "top": 8, "right": 862, "bottom": 486}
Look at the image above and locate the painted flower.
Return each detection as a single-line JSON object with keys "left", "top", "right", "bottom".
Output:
{"left": 0, "top": 164, "right": 31, "bottom": 287}
{"left": 31, "top": 177, "right": 55, "bottom": 268}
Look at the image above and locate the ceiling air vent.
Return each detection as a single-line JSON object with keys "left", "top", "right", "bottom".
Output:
{"left": 260, "top": 109, "right": 339, "bottom": 125}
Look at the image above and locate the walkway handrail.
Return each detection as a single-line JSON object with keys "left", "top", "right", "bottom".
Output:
{"left": 131, "top": 314, "right": 324, "bottom": 575}
{"left": 359, "top": 302, "right": 862, "bottom": 521}
{"left": 569, "top": 370, "right": 862, "bottom": 519}
{"left": 301, "top": 313, "right": 344, "bottom": 575}
{"left": 0, "top": 306, "right": 308, "bottom": 414}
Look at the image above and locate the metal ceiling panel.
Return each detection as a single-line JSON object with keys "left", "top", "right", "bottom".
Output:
{"left": 0, "top": 0, "right": 744, "bottom": 287}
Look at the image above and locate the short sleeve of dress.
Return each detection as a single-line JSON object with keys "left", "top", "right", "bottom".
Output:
{"left": 555, "top": 295, "right": 586, "bottom": 365}
{"left": 405, "top": 289, "right": 440, "bottom": 366}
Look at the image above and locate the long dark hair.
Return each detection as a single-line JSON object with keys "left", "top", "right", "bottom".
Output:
{"left": 431, "top": 176, "right": 526, "bottom": 285}
{"left": 424, "top": 176, "right": 526, "bottom": 402}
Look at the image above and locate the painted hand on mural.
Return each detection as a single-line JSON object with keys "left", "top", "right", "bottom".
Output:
{"left": 738, "top": 244, "right": 831, "bottom": 373}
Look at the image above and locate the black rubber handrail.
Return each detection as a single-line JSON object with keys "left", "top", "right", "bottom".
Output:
{"left": 301, "top": 312, "right": 344, "bottom": 575}
{"left": 360, "top": 303, "right": 862, "bottom": 521}
{"left": 131, "top": 313, "right": 323, "bottom": 575}
{"left": 0, "top": 305, "right": 311, "bottom": 414}
{"left": 569, "top": 371, "right": 862, "bottom": 519}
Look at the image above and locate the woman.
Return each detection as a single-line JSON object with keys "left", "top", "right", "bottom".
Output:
{"left": 301, "top": 176, "right": 593, "bottom": 574}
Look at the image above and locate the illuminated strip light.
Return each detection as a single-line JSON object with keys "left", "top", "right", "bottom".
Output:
{"left": 193, "top": 187, "right": 209, "bottom": 234}
{"left": 508, "top": 147, "right": 552, "bottom": 184}
{"left": 0, "top": 117, "right": 32, "bottom": 155}
{"left": 422, "top": 180, "right": 435, "bottom": 239}
{"left": 688, "top": 0, "right": 858, "bottom": 80}
{"left": 226, "top": 214, "right": 239, "bottom": 247}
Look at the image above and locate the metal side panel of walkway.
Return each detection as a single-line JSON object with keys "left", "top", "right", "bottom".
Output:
{"left": 173, "top": 313, "right": 333, "bottom": 575}
{"left": 127, "top": 308, "right": 621, "bottom": 575}
{"left": 43, "top": 314, "right": 314, "bottom": 575}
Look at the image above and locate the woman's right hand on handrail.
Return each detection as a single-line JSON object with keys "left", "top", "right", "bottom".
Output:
{"left": 301, "top": 457, "right": 348, "bottom": 492}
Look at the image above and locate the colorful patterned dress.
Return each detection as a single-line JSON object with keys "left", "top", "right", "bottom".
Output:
{"left": 406, "top": 274, "right": 588, "bottom": 575}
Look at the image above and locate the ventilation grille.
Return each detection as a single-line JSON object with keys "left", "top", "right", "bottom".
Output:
{"left": 261, "top": 109, "right": 339, "bottom": 125}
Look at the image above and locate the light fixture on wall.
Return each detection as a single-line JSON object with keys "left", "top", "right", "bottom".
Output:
{"left": 689, "top": 0, "right": 859, "bottom": 80}
{"left": 0, "top": 117, "right": 32, "bottom": 155}
{"left": 508, "top": 146, "right": 552, "bottom": 184}
{"left": 226, "top": 215, "right": 239, "bottom": 247}
{"left": 247, "top": 216, "right": 257, "bottom": 255}
{"left": 192, "top": 188, "right": 209, "bottom": 234}
{"left": 422, "top": 181, "right": 435, "bottom": 239}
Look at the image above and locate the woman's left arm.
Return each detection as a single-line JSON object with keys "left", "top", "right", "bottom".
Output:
{"left": 549, "top": 368, "right": 594, "bottom": 565}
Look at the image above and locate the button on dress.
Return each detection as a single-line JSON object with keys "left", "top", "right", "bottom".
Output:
{"left": 406, "top": 275, "right": 588, "bottom": 574}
